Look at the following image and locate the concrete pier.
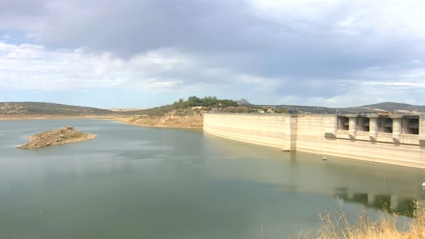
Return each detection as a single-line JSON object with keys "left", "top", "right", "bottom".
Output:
{"left": 347, "top": 114, "right": 357, "bottom": 138}
{"left": 391, "top": 115, "right": 403, "bottom": 142}
{"left": 368, "top": 114, "right": 379, "bottom": 140}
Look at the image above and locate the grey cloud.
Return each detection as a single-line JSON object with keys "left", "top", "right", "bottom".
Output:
{"left": 34, "top": 0, "right": 256, "bottom": 53}
{"left": 0, "top": 0, "right": 47, "bottom": 16}
{"left": 2, "top": 0, "right": 425, "bottom": 106}
{"left": 273, "top": 79, "right": 351, "bottom": 98}
{"left": 13, "top": 0, "right": 425, "bottom": 75}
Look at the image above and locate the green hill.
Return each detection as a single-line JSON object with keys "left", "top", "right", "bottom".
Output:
{"left": 3, "top": 99, "right": 421, "bottom": 117}
{"left": 0, "top": 102, "right": 115, "bottom": 115}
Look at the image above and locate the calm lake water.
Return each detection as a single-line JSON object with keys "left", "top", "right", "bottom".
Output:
{"left": 0, "top": 119, "right": 424, "bottom": 239}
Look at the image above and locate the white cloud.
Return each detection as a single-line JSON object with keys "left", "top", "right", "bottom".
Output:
{"left": 247, "top": 0, "right": 425, "bottom": 37}
{"left": 1, "top": 39, "right": 425, "bottom": 107}
{"left": 0, "top": 42, "right": 285, "bottom": 102}
{"left": 0, "top": 42, "right": 198, "bottom": 91}
{"left": 276, "top": 77, "right": 425, "bottom": 108}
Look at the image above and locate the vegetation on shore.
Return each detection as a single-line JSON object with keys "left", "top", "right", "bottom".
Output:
{"left": 295, "top": 202, "right": 425, "bottom": 239}
{"left": 0, "top": 96, "right": 280, "bottom": 128}
{"left": 127, "top": 96, "right": 283, "bottom": 117}
{"left": 114, "top": 96, "right": 284, "bottom": 128}
{"left": 0, "top": 97, "right": 278, "bottom": 118}
{"left": 17, "top": 126, "right": 96, "bottom": 149}
{"left": 136, "top": 96, "right": 238, "bottom": 117}
{"left": 2, "top": 100, "right": 424, "bottom": 118}
{"left": 0, "top": 102, "right": 117, "bottom": 115}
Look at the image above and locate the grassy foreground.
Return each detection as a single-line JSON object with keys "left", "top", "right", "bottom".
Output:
{"left": 296, "top": 202, "right": 425, "bottom": 239}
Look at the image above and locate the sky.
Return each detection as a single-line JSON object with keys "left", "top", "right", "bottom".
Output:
{"left": 1, "top": 0, "right": 425, "bottom": 109}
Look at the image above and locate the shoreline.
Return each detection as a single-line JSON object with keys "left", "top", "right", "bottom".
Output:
{"left": 111, "top": 117, "right": 203, "bottom": 129}
{"left": 0, "top": 115, "right": 122, "bottom": 121}
{"left": 110, "top": 114, "right": 204, "bottom": 129}
{"left": 0, "top": 114, "right": 204, "bottom": 129}
{"left": 115, "top": 122, "right": 203, "bottom": 130}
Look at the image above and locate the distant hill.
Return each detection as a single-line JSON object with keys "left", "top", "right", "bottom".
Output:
{"left": 357, "top": 102, "right": 424, "bottom": 112}
{"left": 361, "top": 102, "right": 413, "bottom": 111}
{"left": 2, "top": 100, "right": 424, "bottom": 117}
{"left": 0, "top": 102, "right": 118, "bottom": 115}
{"left": 236, "top": 99, "right": 252, "bottom": 105}
{"left": 253, "top": 102, "right": 424, "bottom": 114}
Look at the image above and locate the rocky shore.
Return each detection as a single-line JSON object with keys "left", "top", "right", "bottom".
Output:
{"left": 114, "top": 111, "right": 204, "bottom": 129}
{"left": 17, "top": 126, "right": 97, "bottom": 149}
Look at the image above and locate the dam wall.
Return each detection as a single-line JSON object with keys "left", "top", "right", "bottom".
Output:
{"left": 203, "top": 114, "right": 295, "bottom": 150}
{"left": 203, "top": 113, "right": 425, "bottom": 169}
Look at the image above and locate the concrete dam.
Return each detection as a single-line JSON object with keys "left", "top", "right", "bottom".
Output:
{"left": 203, "top": 113, "right": 425, "bottom": 169}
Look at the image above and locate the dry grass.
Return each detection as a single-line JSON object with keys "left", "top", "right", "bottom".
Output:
{"left": 113, "top": 113, "right": 203, "bottom": 129}
{"left": 296, "top": 201, "right": 425, "bottom": 239}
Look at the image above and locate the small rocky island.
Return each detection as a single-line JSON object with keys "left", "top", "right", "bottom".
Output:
{"left": 17, "top": 126, "right": 97, "bottom": 149}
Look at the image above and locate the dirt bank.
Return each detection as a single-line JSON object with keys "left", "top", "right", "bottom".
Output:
{"left": 17, "top": 126, "right": 97, "bottom": 149}
{"left": 113, "top": 112, "right": 203, "bottom": 129}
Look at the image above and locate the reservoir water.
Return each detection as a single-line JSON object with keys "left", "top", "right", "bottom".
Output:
{"left": 0, "top": 119, "right": 424, "bottom": 239}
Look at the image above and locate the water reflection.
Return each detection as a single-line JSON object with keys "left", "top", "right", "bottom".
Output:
{"left": 1, "top": 119, "right": 425, "bottom": 239}
{"left": 204, "top": 133, "right": 425, "bottom": 218}
{"left": 334, "top": 188, "right": 417, "bottom": 217}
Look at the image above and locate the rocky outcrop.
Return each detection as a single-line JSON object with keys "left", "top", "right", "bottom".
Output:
{"left": 115, "top": 110, "right": 204, "bottom": 128}
{"left": 17, "top": 126, "right": 96, "bottom": 149}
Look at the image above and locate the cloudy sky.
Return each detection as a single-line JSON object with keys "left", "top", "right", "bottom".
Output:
{"left": 1, "top": 0, "right": 425, "bottom": 108}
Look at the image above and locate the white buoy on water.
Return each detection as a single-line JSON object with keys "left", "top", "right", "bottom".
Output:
{"left": 322, "top": 157, "right": 327, "bottom": 161}
{"left": 422, "top": 182, "right": 425, "bottom": 187}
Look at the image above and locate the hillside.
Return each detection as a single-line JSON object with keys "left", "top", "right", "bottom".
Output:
{"left": 114, "top": 96, "right": 243, "bottom": 128}
{"left": 255, "top": 102, "right": 425, "bottom": 114}
{"left": 0, "top": 102, "right": 119, "bottom": 115}
{"left": 2, "top": 99, "right": 423, "bottom": 120}
{"left": 116, "top": 109, "right": 204, "bottom": 128}
{"left": 357, "top": 102, "right": 424, "bottom": 112}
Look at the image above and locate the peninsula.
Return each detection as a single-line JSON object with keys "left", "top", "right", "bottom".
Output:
{"left": 111, "top": 96, "right": 242, "bottom": 128}
{"left": 17, "top": 126, "right": 97, "bottom": 149}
